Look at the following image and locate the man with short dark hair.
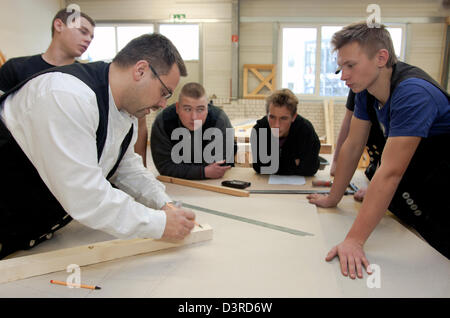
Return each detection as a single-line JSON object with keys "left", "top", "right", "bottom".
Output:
{"left": 151, "top": 82, "right": 235, "bottom": 180}
{"left": 251, "top": 89, "right": 320, "bottom": 176}
{"left": 0, "top": 8, "right": 95, "bottom": 93}
{"left": 308, "top": 21, "right": 450, "bottom": 278}
{"left": 0, "top": 34, "right": 194, "bottom": 259}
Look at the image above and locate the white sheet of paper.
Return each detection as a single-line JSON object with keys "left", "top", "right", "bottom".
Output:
{"left": 268, "top": 175, "right": 306, "bottom": 185}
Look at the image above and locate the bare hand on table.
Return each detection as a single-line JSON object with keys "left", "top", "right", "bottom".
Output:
{"left": 161, "top": 204, "right": 196, "bottom": 241}
{"left": 307, "top": 194, "right": 373, "bottom": 279}
{"left": 306, "top": 193, "right": 338, "bottom": 208}
{"left": 326, "top": 238, "right": 372, "bottom": 279}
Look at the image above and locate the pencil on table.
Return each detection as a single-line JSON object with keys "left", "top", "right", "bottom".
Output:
{"left": 50, "top": 280, "right": 101, "bottom": 290}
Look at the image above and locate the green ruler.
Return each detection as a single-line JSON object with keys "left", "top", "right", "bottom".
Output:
{"left": 182, "top": 202, "right": 314, "bottom": 237}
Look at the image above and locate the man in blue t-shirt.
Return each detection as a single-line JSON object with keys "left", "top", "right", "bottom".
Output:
{"left": 308, "top": 21, "right": 449, "bottom": 279}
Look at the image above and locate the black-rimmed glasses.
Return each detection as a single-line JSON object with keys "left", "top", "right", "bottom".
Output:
{"left": 149, "top": 64, "right": 173, "bottom": 100}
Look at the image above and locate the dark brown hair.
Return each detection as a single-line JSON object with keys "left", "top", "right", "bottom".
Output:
{"left": 266, "top": 89, "right": 298, "bottom": 116}
{"left": 331, "top": 21, "right": 398, "bottom": 67}
{"left": 113, "top": 33, "right": 187, "bottom": 77}
{"left": 51, "top": 8, "right": 96, "bottom": 37}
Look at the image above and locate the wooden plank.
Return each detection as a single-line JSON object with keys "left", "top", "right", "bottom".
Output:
{"left": 157, "top": 175, "right": 250, "bottom": 197}
{"left": 249, "top": 70, "right": 274, "bottom": 94}
{"left": 0, "top": 225, "right": 213, "bottom": 284}
{"left": 328, "top": 99, "right": 335, "bottom": 151}
{"left": 319, "top": 143, "right": 333, "bottom": 154}
{"left": 244, "top": 64, "right": 274, "bottom": 70}
{"left": 358, "top": 147, "right": 370, "bottom": 169}
{"left": 0, "top": 50, "right": 6, "bottom": 67}
{"left": 323, "top": 100, "right": 331, "bottom": 144}
{"left": 242, "top": 94, "right": 267, "bottom": 99}
{"left": 243, "top": 67, "right": 249, "bottom": 97}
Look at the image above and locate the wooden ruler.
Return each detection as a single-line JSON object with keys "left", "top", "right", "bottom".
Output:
{"left": 157, "top": 175, "right": 250, "bottom": 197}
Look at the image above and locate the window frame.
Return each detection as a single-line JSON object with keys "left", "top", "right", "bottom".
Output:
{"left": 81, "top": 22, "right": 201, "bottom": 62}
{"left": 278, "top": 23, "right": 406, "bottom": 100}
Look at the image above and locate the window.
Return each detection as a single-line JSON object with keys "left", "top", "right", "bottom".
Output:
{"left": 282, "top": 28, "right": 317, "bottom": 95}
{"left": 81, "top": 25, "right": 154, "bottom": 62}
{"left": 320, "top": 26, "right": 349, "bottom": 97}
{"left": 386, "top": 27, "right": 403, "bottom": 60}
{"left": 81, "top": 23, "right": 199, "bottom": 62}
{"left": 117, "top": 26, "right": 154, "bottom": 51}
{"left": 281, "top": 25, "right": 405, "bottom": 97}
{"left": 81, "top": 26, "right": 116, "bottom": 62}
{"left": 160, "top": 24, "right": 199, "bottom": 60}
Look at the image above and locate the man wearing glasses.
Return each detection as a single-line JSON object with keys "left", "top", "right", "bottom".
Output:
{"left": 151, "top": 82, "right": 236, "bottom": 180}
{"left": 0, "top": 34, "right": 197, "bottom": 259}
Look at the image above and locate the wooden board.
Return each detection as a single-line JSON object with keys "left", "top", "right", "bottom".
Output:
{"left": 243, "top": 64, "right": 276, "bottom": 99}
{"left": 320, "top": 143, "right": 333, "bottom": 154}
{"left": 328, "top": 99, "right": 335, "bottom": 149}
{"left": 0, "top": 50, "right": 6, "bottom": 67}
{"left": 157, "top": 175, "right": 250, "bottom": 197}
{"left": 0, "top": 225, "right": 213, "bottom": 284}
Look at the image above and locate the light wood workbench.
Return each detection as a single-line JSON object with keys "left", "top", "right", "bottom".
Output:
{"left": 0, "top": 160, "right": 448, "bottom": 298}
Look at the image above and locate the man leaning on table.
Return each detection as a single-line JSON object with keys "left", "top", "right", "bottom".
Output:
{"left": 308, "top": 21, "right": 450, "bottom": 280}
{"left": 0, "top": 34, "right": 197, "bottom": 259}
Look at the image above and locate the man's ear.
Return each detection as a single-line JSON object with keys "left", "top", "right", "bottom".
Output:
{"left": 133, "top": 60, "right": 148, "bottom": 81}
{"left": 291, "top": 113, "right": 297, "bottom": 122}
{"left": 376, "top": 49, "right": 389, "bottom": 68}
{"left": 53, "top": 18, "right": 65, "bottom": 35}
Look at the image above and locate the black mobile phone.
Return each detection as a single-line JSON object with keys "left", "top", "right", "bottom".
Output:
{"left": 221, "top": 180, "right": 251, "bottom": 189}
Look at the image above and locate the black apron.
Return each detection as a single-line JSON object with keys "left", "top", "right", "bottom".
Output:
{"left": 0, "top": 62, "right": 133, "bottom": 259}
{"left": 363, "top": 62, "right": 450, "bottom": 258}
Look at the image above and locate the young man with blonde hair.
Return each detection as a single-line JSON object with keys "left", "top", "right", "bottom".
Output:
{"left": 308, "top": 22, "right": 450, "bottom": 278}
{"left": 251, "top": 88, "right": 320, "bottom": 176}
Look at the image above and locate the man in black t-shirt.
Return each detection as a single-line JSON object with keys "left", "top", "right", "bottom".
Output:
{"left": 0, "top": 8, "right": 150, "bottom": 168}
{"left": 0, "top": 8, "right": 95, "bottom": 94}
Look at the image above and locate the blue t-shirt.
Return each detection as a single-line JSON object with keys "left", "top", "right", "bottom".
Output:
{"left": 354, "top": 78, "right": 450, "bottom": 138}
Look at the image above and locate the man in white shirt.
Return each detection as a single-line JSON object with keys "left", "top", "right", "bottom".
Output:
{"left": 0, "top": 34, "right": 195, "bottom": 259}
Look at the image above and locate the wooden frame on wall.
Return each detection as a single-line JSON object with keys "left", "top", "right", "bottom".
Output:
{"left": 243, "top": 64, "right": 276, "bottom": 99}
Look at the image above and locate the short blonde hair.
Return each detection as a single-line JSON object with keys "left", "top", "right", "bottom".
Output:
{"left": 331, "top": 21, "right": 398, "bottom": 67}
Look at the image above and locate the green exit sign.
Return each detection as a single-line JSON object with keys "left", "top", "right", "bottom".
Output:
{"left": 171, "top": 14, "right": 186, "bottom": 22}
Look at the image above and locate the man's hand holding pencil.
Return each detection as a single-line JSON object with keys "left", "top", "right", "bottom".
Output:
{"left": 161, "top": 201, "right": 198, "bottom": 241}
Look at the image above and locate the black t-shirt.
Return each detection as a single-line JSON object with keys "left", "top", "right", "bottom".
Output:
{"left": 0, "top": 54, "right": 54, "bottom": 93}
{"left": 345, "top": 90, "right": 356, "bottom": 111}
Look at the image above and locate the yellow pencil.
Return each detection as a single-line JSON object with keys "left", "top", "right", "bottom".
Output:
{"left": 50, "top": 280, "right": 101, "bottom": 290}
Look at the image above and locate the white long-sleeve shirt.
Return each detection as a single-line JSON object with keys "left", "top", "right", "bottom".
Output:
{"left": 0, "top": 72, "right": 170, "bottom": 239}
